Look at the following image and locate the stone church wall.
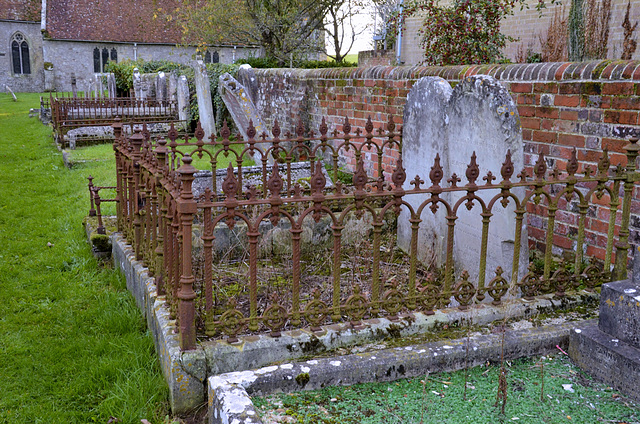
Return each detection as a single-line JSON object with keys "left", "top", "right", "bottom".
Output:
{"left": 0, "top": 20, "right": 44, "bottom": 92}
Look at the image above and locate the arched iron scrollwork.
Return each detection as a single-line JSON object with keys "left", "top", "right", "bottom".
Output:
{"left": 111, "top": 114, "right": 639, "bottom": 350}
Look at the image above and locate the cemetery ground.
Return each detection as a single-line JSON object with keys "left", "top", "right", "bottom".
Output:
{"left": 0, "top": 93, "right": 169, "bottom": 423}
{"left": 2, "top": 92, "right": 640, "bottom": 424}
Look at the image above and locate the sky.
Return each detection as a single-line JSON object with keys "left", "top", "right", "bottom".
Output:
{"left": 325, "top": 4, "right": 378, "bottom": 56}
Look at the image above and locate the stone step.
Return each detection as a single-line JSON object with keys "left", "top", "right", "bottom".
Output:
{"left": 569, "top": 323, "right": 640, "bottom": 402}
{"left": 599, "top": 280, "right": 640, "bottom": 349}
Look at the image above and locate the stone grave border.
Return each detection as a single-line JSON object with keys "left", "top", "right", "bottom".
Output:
{"left": 110, "top": 231, "right": 599, "bottom": 415}
{"left": 207, "top": 319, "right": 593, "bottom": 424}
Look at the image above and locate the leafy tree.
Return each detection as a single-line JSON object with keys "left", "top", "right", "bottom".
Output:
{"left": 390, "top": 0, "right": 559, "bottom": 66}
{"left": 162, "top": 0, "right": 329, "bottom": 66}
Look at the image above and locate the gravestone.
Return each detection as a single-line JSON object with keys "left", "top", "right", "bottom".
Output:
{"left": 219, "top": 72, "right": 269, "bottom": 142}
{"left": 107, "top": 73, "right": 117, "bottom": 98}
{"left": 94, "top": 74, "right": 105, "bottom": 98}
{"left": 71, "top": 73, "right": 78, "bottom": 98}
{"left": 399, "top": 75, "right": 527, "bottom": 286}
{"left": 236, "top": 64, "right": 259, "bottom": 104}
{"left": 141, "top": 73, "right": 157, "bottom": 101}
{"left": 87, "top": 81, "right": 95, "bottom": 98}
{"left": 194, "top": 57, "right": 216, "bottom": 139}
{"left": 398, "top": 77, "right": 452, "bottom": 268}
{"left": 569, "top": 273, "right": 640, "bottom": 402}
{"left": 133, "top": 68, "right": 142, "bottom": 98}
{"left": 177, "top": 75, "right": 190, "bottom": 123}
{"left": 168, "top": 72, "right": 178, "bottom": 102}
{"left": 156, "top": 71, "right": 167, "bottom": 104}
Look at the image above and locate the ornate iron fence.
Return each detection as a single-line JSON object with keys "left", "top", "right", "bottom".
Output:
{"left": 51, "top": 95, "right": 179, "bottom": 146}
{"left": 109, "top": 116, "right": 640, "bottom": 350}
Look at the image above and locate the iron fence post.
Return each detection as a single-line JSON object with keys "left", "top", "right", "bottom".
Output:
{"left": 614, "top": 138, "right": 640, "bottom": 280}
{"left": 112, "top": 119, "right": 124, "bottom": 232}
{"left": 177, "top": 156, "right": 198, "bottom": 350}
{"left": 154, "top": 139, "right": 168, "bottom": 296}
{"left": 130, "top": 130, "right": 144, "bottom": 261}
{"left": 87, "top": 175, "right": 96, "bottom": 216}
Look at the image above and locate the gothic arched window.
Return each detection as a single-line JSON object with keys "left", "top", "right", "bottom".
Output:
{"left": 93, "top": 47, "right": 117, "bottom": 73}
{"left": 11, "top": 33, "right": 30, "bottom": 75}
{"left": 93, "top": 48, "right": 101, "bottom": 72}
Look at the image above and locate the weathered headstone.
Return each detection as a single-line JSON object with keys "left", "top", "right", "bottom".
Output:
{"left": 397, "top": 77, "right": 452, "bottom": 268}
{"left": 71, "top": 73, "right": 78, "bottom": 98}
{"left": 141, "top": 73, "right": 157, "bottom": 101}
{"left": 155, "top": 71, "right": 167, "bottom": 103}
{"left": 219, "top": 72, "right": 269, "bottom": 142}
{"left": 236, "top": 64, "right": 259, "bottom": 104}
{"left": 94, "top": 74, "right": 106, "bottom": 98}
{"left": 194, "top": 57, "right": 216, "bottom": 139}
{"left": 87, "top": 81, "right": 95, "bottom": 98}
{"left": 569, "top": 279, "right": 640, "bottom": 402}
{"left": 399, "top": 75, "right": 527, "bottom": 287}
{"left": 107, "top": 73, "right": 117, "bottom": 98}
{"left": 133, "top": 68, "right": 142, "bottom": 99}
{"left": 177, "top": 75, "right": 190, "bottom": 123}
{"left": 168, "top": 71, "right": 178, "bottom": 103}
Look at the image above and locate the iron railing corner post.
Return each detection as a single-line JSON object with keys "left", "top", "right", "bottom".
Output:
{"left": 130, "top": 130, "right": 144, "bottom": 261}
{"left": 155, "top": 139, "right": 169, "bottom": 296}
{"left": 112, "top": 118, "right": 123, "bottom": 231}
{"left": 177, "top": 155, "right": 198, "bottom": 350}
{"left": 614, "top": 137, "right": 640, "bottom": 280}
{"left": 87, "top": 175, "right": 96, "bottom": 217}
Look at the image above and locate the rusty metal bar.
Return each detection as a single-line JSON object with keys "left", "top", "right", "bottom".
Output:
{"left": 177, "top": 156, "right": 198, "bottom": 350}
{"left": 477, "top": 211, "right": 491, "bottom": 293}
{"left": 614, "top": 138, "right": 640, "bottom": 279}
{"left": 605, "top": 184, "right": 621, "bottom": 273}
{"left": 543, "top": 203, "right": 558, "bottom": 280}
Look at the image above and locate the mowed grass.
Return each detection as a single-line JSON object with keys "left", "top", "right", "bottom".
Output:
{"left": 0, "top": 93, "right": 169, "bottom": 423}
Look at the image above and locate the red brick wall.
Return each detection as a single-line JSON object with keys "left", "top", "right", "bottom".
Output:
{"left": 358, "top": 50, "right": 395, "bottom": 67}
{"left": 252, "top": 60, "right": 640, "bottom": 264}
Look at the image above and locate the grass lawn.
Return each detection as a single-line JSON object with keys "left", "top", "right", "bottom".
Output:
{"left": 255, "top": 353, "right": 640, "bottom": 424}
{"left": 0, "top": 93, "right": 169, "bottom": 423}
{"left": 343, "top": 53, "right": 358, "bottom": 64}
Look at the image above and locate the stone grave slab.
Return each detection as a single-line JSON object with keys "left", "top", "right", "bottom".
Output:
{"left": 569, "top": 267, "right": 640, "bottom": 402}
{"left": 177, "top": 75, "right": 190, "bottom": 122}
{"left": 194, "top": 58, "right": 217, "bottom": 139}
{"left": 156, "top": 71, "right": 167, "bottom": 103}
{"left": 400, "top": 75, "right": 527, "bottom": 285}
{"left": 219, "top": 72, "right": 272, "bottom": 163}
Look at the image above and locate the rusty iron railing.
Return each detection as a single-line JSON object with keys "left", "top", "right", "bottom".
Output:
{"left": 51, "top": 95, "right": 179, "bottom": 146}
{"left": 110, "top": 116, "right": 640, "bottom": 350}
{"left": 87, "top": 175, "right": 117, "bottom": 235}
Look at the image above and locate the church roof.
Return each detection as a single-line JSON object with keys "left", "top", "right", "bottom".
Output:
{"left": 45, "top": 0, "right": 184, "bottom": 44}
{"left": 0, "top": 0, "right": 41, "bottom": 21}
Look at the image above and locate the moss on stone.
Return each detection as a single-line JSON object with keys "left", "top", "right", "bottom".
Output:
{"left": 295, "top": 372, "right": 310, "bottom": 387}
{"left": 90, "top": 233, "right": 111, "bottom": 251}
